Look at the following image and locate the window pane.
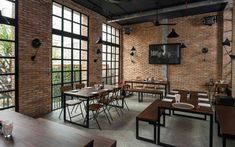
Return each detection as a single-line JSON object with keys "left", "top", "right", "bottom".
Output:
{"left": 107, "top": 34, "right": 111, "bottom": 42}
{"left": 102, "top": 62, "right": 107, "bottom": 69}
{"left": 102, "top": 53, "right": 106, "bottom": 61}
{"left": 116, "top": 29, "right": 119, "bottom": 36}
{"left": 107, "top": 54, "right": 111, "bottom": 61}
{"left": 102, "top": 33, "right": 106, "bottom": 41}
{"left": 63, "top": 72, "right": 71, "bottom": 83}
{"left": 73, "top": 23, "right": 80, "bottom": 35}
{"left": 81, "top": 26, "right": 88, "bottom": 37}
{"left": 52, "top": 16, "right": 62, "bottom": 30}
{"left": 0, "top": 0, "right": 15, "bottom": 18}
{"left": 52, "top": 60, "right": 61, "bottom": 71}
{"left": 102, "top": 45, "right": 106, "bottom": 53}
{"left": 63, "top": 37, "right": 71, "bottom": 48}
{"left": 81, "top": 71, "right": 87, "bottom": 81}
{"left": 0, "top": 58, "right": 15, "bottom": 74}
{"left": 81, "top": 51, "right": 87, "bottom": 60}
{"left": 81, "top": 14, "right": 88, "bottom": 26}
{"left": 64, "top": 7, "right": 72, "bottom": 20}
{"left": 0, "top": 41, "right": 15, "bottom": 57}
{"left": 0, "top": 24, "right": 15, "bottom": 40}
{"left": 73, "top": 50, "right": 80, "bottom": 60}
{"left": 81, "top": 61, "right": 87, "bottom": 70}
{"left": 63, "top": 49, "right": 71, "bottom": 59}
{"left": 52, "top": 85, "right": 61, "bottom": 97}
{"left": 52, "top": 35, "right": 61, "bottom": 46}
{"left": 73, "top": 71, "right": 80, "bottom": 82}
{"left": 52, "top": 72, "right": 61, "bottom": 84}
{"left": 0, "top": 91, "right": 15, "bottom": 109}
{"left": 102, "top": 70, "right": 106, "bottom": 77}
{"left": 0, "top": 75, "right": 15, "bottom": 91}
{"left": 52, "top": 47, "right": 61, "bottom": 59}
{"left": 107, "top": 46, "right": 111, "bottom": 53}
{"left": 53, "top": 2, "right": 62, "bottom": 17}
{"left": 63, "top": 61, "right": 71, "bottom": 71}
{"left": 81, "top": 40, "right": 87, "bottom": 50}
{"left": 63, "top": 20, "right": 71, "bottom": 33}
{"left": 73, "top": 39, "right": 80, "bottom": 49}
{"left": 73, "top": 11, "right": 80, "bottom": 23}
{"left": 107, "top": 25, "right": 111, "bottom": 33}
{"left": 102, "top": 24, "right": 106, "bottom": 32}
{"left": 73, "top": 61, "right": 80, "bottom": 70}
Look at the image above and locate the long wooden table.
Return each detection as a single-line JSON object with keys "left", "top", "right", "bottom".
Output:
{"left": 215, "top": 105, "right": 235, "bottom": 147}
{"left": 0, "top": 110, "right": 116, "bottom": 147}
{"left": 157, "top": 90, "right": 213, "bottom": 147}
{"left": 63, "top": 85, "right": 121, "bottom": 128}
{"left": 124, "top": 80, "right": 169, "bottom": 96}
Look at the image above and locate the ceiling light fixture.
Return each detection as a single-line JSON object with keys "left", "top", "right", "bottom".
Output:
{"left": 167, "top": 29, "right": 179, "bottom": 38}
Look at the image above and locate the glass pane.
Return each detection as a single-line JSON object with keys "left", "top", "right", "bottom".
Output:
{"left": 116, "top": 54, "right": 119, "bottom": 61}
{"left": 52, "top": 60, "right": 61, "bottom": 71}
{"left": 73, "top": 61, "right": 80, "bottom": 70}
{"left": 102, "top": 78, "right": 107, "bottom": 84}
{"left": 102, "top": 70, "right": 106, "bottom": 77}
{"left": 73, "top": 71, "right": 80, "bottom": 82}
{"left": 116, "top": 69, "right": 119, "bottom": 75}
{"left": 81, "top": 26, "right": 88, "bottom": 37}
{"left": 52, "top": 35, "right": 61, "bottom": 46}
{"left": 81, "top": 51, "right": 87, "bottom": 60}
{"left": 116, "top": 76, "right": 119, "bottom": 83}
{"left": 52, "top": 85, "right": 61, "bottom": 97}
{"left": 107, "top": 53, "right": 111, "bottom": 61}
{"left": 63, "top": 72, "right": 71, "bottom": 83}
{"left": 63, "top": 49, "right": 71, "bottom": 59}
{"left": 52, "top": 47, "right": 61, "bottom": 59}
{"left": 52, "top": 72, "right": 61, "bottom": 84}
{"left": 81, "top": 61, "right": 87, "bottom": 70}
{"left": 116, "top": 37, "right": 119, "bottom": 44}
{"left": 53, "top": 2, "right": 62, "bottom": 16}
{"left": 0, "top": 75, "right": 15, "bottom": 91}
{"left": 102, "top": 45, "right": 106, "bottom": 52}
{"left": 112, "top": 35, "right": 115, "bottom": 43}
{"left": 102, "top": 62, "right": 107, "bottom": 69}
{"left": 0, "top": 91, "right": 15, "bottom": 109}
{"left": 112, "top": 62, "right": 115, "bottom": 69}
{"left": 63, "top": 60, "right": 71, "bottom": 71}
{"left": 102, "top": 53, "right": 106, "bottom": 61}
{"left": 0, "top": 24, "right": 15, "bottom": 40}
{"left": 73, "top": 11, "right": 80, "bottom": 23}
{"left": 81, "top": 71, "right": 87, "bottom": 81}
{"left": 112, "top": 47, "right": 115, "bottom": 54}
{"left": 0, "top": 0, "right": 15, "bottom": 18}
{"left": 102, "top": 24, "right": 106, "bottom": 32}
{"left": 81, "top": 40, "right": 87, "bottom": 50}
{"left": 107, "top": 46, "right": 111, "bottom": 53}
{"left": 73, "top": 23, "right": 80, "bottom": 35}
{"left": 0, "top": 58, "right": 15, "bottom": 74}
{"left": 107, "top": 62, "right": 111, "bottom": 69}
{"left": 116, "top": 47, "right": 119, "bottom": 54}
{"left": 112, "top": 27, "right": 115, "bottom": 35}
{"left": 107, "top": 77, "right": 112, "bottom": 84}
{"left": 81, "top": 14, "right": 88, "bottom": 26}
{"left": 112, "top": 77, "right": 115, "bottom": 84}
{"left": 64, "top": 7, "right": 72, "bottom": 20}
{"left": 63, "top": 37, "right": 71, "bottom": 48}
{"left": 107, "top": 34, "right": 111, "bottom": 42}
{"left": 107, "top": 25, "right": 111, "bottom": 33}
{"left": 102, "top": 33, "right": 106, "bottom": 41}
{"left": 116, "top": 62, "right": 119, "bottom": 68}
{"left": 0, "top": 41, "right": 15, "bottom": 57}
{"left": 73, "top": 50, "right": 80, "bottom": 60}
{"left": 52, "top": 16, "right": 62, "bottom": 30}
{"left": 112, "top": 54, "right": 116, "bottom": 61}
{"left": 73, "top": 39, "right": 80, "bottom": 49}
{"left": 116, "top": 29, "right": 119, "bottom": 36}
{"left": 63, "top": 20, "right": 71, "bottom": 33}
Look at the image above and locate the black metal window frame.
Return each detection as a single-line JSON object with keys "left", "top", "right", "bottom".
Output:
{"left": 51, "top": 1, "right": 89, "bottom": 110}
{"left": 0, "top": 0, "right": 19, "bottom": 111}
{"left": 102, "top": 23, "right": 120, "bottom": 85}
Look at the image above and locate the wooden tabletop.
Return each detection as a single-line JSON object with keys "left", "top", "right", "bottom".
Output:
{"left": 160, "top": 90, "right": 213, "bottom": 115}
{"left": 125, "top": 80, "right": 169, "bottom": 85}
{"left": 0, "top": 110, "right": 117, "bottom": 147}
{"left": 215, "top": 105, "right": 235, "bottom": 137}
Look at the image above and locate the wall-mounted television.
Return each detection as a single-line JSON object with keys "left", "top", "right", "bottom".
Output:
{"left": 149, "top": 43, "right": 181, "bottom": 64}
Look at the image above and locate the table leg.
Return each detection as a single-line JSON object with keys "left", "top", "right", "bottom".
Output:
{"left": 63, "top": 94, "right": 66, "bottom": 121}
{"left": 157, "top": 108, "right": 161, "bottom": 145}
{"left": 86, "top": 98, "right": 90, "bottom": 128}
{"left": 210, "top": 115, "right": 213, "bottom": 147}
{"left": 222, "top": 136, "right": 226, "bottom": 147}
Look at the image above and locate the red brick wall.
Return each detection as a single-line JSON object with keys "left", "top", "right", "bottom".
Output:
{"left": 123, "top": 13, "right": 223, "bottom": 92}
{"left": 18, "top": 0, "right": 121, "bottom": 117}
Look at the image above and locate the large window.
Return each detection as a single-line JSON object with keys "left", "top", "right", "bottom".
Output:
{"left": 52, "top": 2, "right": 89, "bottom": 110}
{"left": 0, "top": 0, "right": 18, "bottom": 110}
{"left": 102, "top": 24, "right": 120, "bottom": 85}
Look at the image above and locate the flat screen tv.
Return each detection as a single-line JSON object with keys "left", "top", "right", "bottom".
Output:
{"left": 149, "top": 43, "right": 181, "bottom": 64}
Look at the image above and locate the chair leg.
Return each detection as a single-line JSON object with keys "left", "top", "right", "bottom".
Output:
{"left": 92, "top": 111, "right": 101, "bottom": 130}
{"left": 116, "top": 100, "right": 124, "bottom": 115}
{"left": 124, "top": 99, "right": 130, "bottom": 111}
{"left": 113, "top": 101, "right": 120, "bottom": 116}
{"left": 66, "top": 106, "right": 72, "bottom": 121}
{"left": 59, "top": 108, "right": 63, "bottom": 119}
{"left": 71, "top": 105, "right": 76, "bottom": 114}
{"left": 103, "top": 108, "right": 111, "bottom": 125}
{"left": 107, "top": 106, "right": 114, "bottom": 121}
{"left": 80, "top": 104, "right": 84, "bottom": 118}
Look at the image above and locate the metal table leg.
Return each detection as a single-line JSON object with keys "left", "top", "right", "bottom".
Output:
{"left": 210, "top": 114, "right": 213, "bottom": 147}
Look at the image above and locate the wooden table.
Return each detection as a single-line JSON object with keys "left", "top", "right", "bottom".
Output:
{"left": 63, "top": 85, "right": 121, "bottom": 128}
{"left": 124, "top": 80, "right": 169, "bottom": 96}
{"left": 215, "top": 105, "right": 235, "bottom": 147}
{"left": 157, "top": 90, "right": 213, "bottom": 147}
{"left": 0, "top": 110, "right": 94, "bottom": 147}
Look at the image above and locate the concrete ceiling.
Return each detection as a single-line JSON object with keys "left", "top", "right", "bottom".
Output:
{"left": 72, "top": 0, "right": 227, "bottom": 25}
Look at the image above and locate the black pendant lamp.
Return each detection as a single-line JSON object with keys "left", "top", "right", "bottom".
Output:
{"left": 222, "top": 38, "right": 231, "bottom": 46}
{"left": 0, "top": 11, "right": 10, "bottom": 24}
{"left": 167, "top": 29, "right": 179, "bottom": 38}
{"left": 181, "top": 43, "right": 187, "bottom": 48}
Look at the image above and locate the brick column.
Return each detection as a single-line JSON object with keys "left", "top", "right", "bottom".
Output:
{"left": 232, "top": 0, "right": 235, "bottom": 96}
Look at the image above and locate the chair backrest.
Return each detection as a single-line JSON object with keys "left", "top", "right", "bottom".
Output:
{"left": 111, "top": 87, "right": 121, "bottom": 97}
{"left": 60, "top": 85, "right": 73, "bottom": 94}
{"left": 89, "top": 82, "right": 97, "bottom": 87}
{"left": 98, "top": 91, "right": 110, "bottom": 102}
{"left": 75, "top": 83, "right": 85, "bottom": 89}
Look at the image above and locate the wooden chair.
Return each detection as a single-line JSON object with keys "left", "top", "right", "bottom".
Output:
{"left": 59, "top": 85, "right": 84, "bottom": 121}
{"left": 75, "top": 83, "right": 85, "bottom": 89}
{"left": 87, "top": 91, "right": 112, "bottom": 130}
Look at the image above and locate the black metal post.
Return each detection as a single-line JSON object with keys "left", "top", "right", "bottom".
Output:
{"left": 210, "top": 114, "right": 213, "bottom": 147}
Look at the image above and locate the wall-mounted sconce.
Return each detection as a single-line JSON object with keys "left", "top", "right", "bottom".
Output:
{"left": 201, "top": 47, "right": 208, "bottom": 61}
{"left": 130, "top": 46, "right": 136, "bottom": 63}
{"left": 167, "top": 28, "right": 179, "bottom": 38}
{"left": 31, "top": 38, "right": 42, "bottom": 61}
{"left": 222, "top": 38, "right": 231, "bottom": 46}
{"left": 181, "top": 43, "right": 187, "bottom": 48}
{"left": 96, "top": 37, "right": 103, "bottom": 44}
{"left": 94, "top": 48, "right": 101, "bottom": 62}
{"left": 0, "top": 10, "right": 10, "bottom": 24}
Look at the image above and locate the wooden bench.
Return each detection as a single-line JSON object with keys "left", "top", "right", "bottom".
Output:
{"left": 127, "top": 88, "right": 163, "bottom": 102}
{"left": 136, "top": 99, "right": 165, "bottom": 144}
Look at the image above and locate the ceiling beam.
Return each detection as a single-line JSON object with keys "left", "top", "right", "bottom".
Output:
{"left": 107, "top": 0, "right": 227, "bottom": 23}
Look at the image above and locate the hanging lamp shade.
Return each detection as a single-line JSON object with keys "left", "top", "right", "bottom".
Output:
{"left": 96, "top": 37, "right": 103, "bottom": 44}
{"left": 222, "top": 38, "right": 231, "bottom": 46}
{"left": 0, "top": 11, "right": 10, "bottom": 24}
{"left": 181, "top": 43, "right": 187, "bottom": 48}
{"left": 167, "top": 29, "right": 179, "bottom": 38}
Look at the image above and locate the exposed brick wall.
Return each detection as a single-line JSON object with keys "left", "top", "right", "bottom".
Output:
{"left": 123, "top": 13, "right": 223, "bottom": 92}
{"left": 18, "top": 0, "right": 121, "bottom": 117}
